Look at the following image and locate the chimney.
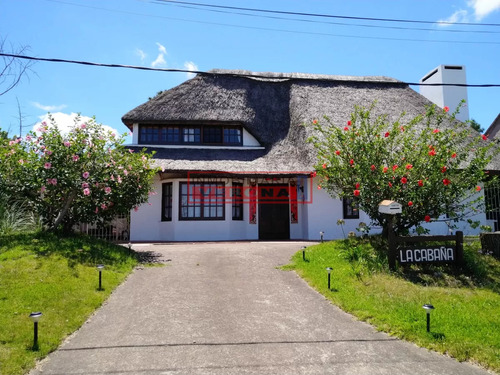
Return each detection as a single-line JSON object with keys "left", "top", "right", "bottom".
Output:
{"left": 419, "top": 65, "right": 469, "bottom": 123}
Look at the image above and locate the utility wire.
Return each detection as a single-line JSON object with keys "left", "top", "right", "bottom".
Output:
{"left": 152, "top": 0, "right": 500, "bottom": 27}
{"left": 2, "top": 53, "right": 500, "bottom": 88}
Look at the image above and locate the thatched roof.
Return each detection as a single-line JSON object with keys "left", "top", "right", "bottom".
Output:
{"left": 123, "top": 69, "right": 492, "bottom": 173}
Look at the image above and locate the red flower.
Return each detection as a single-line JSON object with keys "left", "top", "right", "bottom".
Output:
{"left": 317, "top": 185, "right": 322, "bottom": 190}
{"left": 401, "top": 177, "right": 407, "bottom": 184}
{"left": 355, "top": 183, "right": 360, "bottom": 189}
{"left": 428, "top": 149, "right": 436, "bottom": 156}
{"left": 400, "top": 126, "right": 405, "bottom": 132}
{"left": 441, "top": 166, "right": 447, "bottom": 173}
{"left": 311, "top": 171, "right": 317, "bottom": 177}
{"left": 443, "top": 178, "right": 451, "bottom": 186}
{"left": 344, "top": 126, "right": 349, "bottom": 131}
{"left": 353, "top": 189, "right": 360, "bottom": 196}
{"left": 335, "top": 150, "right": 341, "bottom": 155}
{"left": 433, "top": 129, "right": 439, "bottom": 134}
{"left": 405, "top": 164, "right": 413, "bottom": 170}
{"left": 476, "top": 186, "right": 481, "bottom": 191}
{"left": 392, "top": 165, "right": 398, "bottom": 171}
{"left": 388, "top": 182, "right": 393, "bottom": 187}
{"left": 444, "top": 106, "right": 449, "bottom": 112}
{"left": 408, "top": 201, "right": 413, "bottom": 207}
{"left": 350, "top": 159, "right": 354, "bottom": 165}
{"left": 313, "top": 119, "right": 318, "bottom": 125}
{"left": 418, "top": 180, "right": 424, "bottom": 187}
{"left": 384, "top": 132, "right": 390, "bottom": 138}
{"left": 322, "top": 163, "right": 327, "bottom": 169}
{"left": 482, "top": 134, "right": 488, "bottom": 140}
{"left": 370, "top": 164, "right": 376, "bottom": 171}
{"left": 383, "top": 167, "right": 388, "bottom": 173}
{"left": 424, "top": 215, "right": 431, "bottom": 222}
{"left": 451, "top": 152, "right": 457, "bottom": 158}
{"left": 347, "top": 120, "right": 352, "bottom": 126}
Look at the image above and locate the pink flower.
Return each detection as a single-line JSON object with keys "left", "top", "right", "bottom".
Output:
{"left": 64, "top": 141, "right": 71, "bottom": 147}
{"left": 317, "top": 185, "right": 322, "bottom": 190}
{"left": 82, "top": 182, "right": 89, "bottom": 188}
{"left": 111, "top": 132, "right": 116, "bottom": 138}
{"left": 83, "top": 188, "right": 90, "bottom": 196}
{"left": 44, "top": 162, "right": 52, "bottom": 169}
{"left": 95, "top": 207, "right": 99, "bottom": 214}
{"left": 81, "top": 123, "right": 87, "bottom": 129}
{"left": 104, "top": 187, "right": 111, "bottom": 194}
{"left": 134, "top": 206, "right": 139, "bottom": 212}
{"left": 40, "top": 186, "right": 46, "bottom": 193}
{"left": 18, "top": 159, "right": 25, "bottom": 164}
{"left": 51, "top": 178, "right": 57, "bottom": 185}
{"left": 101, "top": 203, "right": 107, "bottom": 210}
{"left": 25, "top": 135, "right": 32, "bottom": 141}
{"left": 117, "top": 176, "right": 122, "bottom": 184}
{"left": 72, "top": 155, "right": 79, "bottom": 162}
{"left": 45, "top": 150, "right": 53, "bottom": 156}
{"left": 443, "top": 106, "right": 449, "bottom": 112}
{"left": 128, "top": 149, "right": 134, "bottom": 153}
{"left": 123, "top": 169, "right": 129, "bottom": 176}
{"left": 83, "top": 172, "right": 90, "bottom": 179}
{"left": 110, "top": 175, "right": 115, "bottom": 181}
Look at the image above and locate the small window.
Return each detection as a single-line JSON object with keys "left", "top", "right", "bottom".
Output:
{"left": 224, "top": 128, "right": 242, "bottom": 145}
{"left": 183, "top": 127, "right": 201, "bottom": 143}
{"left": 179, "top": 182, "right": 225, "bottom": 220}
{"left": 161, "top": 183, "right": 173, "bottom": 221}
{"left": 203, "top": 126, "right": 223, "bottom": 144}
{"left": 343, "top": 197, "right": 359, "bottom": 219}
{"left": 160, "top": 126, "right": 180, "bottom": 143}
{"left": 140, "top": 125, "right": 159, "bottom": 144}
{"left": 232, "top": 183, "right": 243, "bottom": 220}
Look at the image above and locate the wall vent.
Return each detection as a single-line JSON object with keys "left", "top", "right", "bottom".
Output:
{"left": 421, "top": 69, "right": 438, "bottom": 82}
{"left": 444, "top": 65, "right": 463, "bottom": 70}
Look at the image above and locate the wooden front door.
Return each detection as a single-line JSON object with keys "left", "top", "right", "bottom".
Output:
{"left": 258, "top": 185, "right": 290, "bottom": 240}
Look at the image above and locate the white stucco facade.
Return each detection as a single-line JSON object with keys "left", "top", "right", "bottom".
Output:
{"left": 129, "top": 176, "right": 492, "bottom": 242}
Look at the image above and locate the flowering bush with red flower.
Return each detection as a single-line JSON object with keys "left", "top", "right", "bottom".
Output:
{"left": 308, "top": 102, "right": 499, "bottom": 234}
{"left": 0, "top": 114, "right": 157, "bottom": 232}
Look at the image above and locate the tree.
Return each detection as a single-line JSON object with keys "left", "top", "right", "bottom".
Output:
{"left": 308, "top": 103, "right": 499, "bottom": 235}
{"left": 0, "top": 37, "right": 33, "bottom": 96}
{"left": 469, "top": 118, "right": 484, "bottom": 134}
{"left": 0, "top": 115, "right": 157, "bottom": 232}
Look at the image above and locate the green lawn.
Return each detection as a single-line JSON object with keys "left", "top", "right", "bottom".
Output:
{"left": 285, "top": 238, "right": 500, "bottom": 373}
{"left": 0, "top": 232, "right": 138, "bottom": 375}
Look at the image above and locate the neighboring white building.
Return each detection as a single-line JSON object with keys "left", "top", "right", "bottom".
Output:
{"left": 122, "top": 69, "right": 493, "bottom": 242}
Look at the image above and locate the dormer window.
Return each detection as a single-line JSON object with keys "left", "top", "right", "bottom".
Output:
{"left": 139, "top": 124, "right": 243, "bottom": 146}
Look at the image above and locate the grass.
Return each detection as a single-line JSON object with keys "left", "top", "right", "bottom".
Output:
{"left": 285, "top": 237, "right": 500, "bottom": 373}
{"left": 0, "top": 231, "right": 138, "bottom": 375}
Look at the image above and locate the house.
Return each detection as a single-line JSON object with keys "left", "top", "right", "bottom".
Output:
{"left": 121, "top": 69, "right": 495, "bottom": 242}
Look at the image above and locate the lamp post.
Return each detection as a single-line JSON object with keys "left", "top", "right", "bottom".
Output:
{"left": 326, "top": 267, "right": 333, "bottom": 290}
{"left": 320, "top": 231, "right": 324, "bottom": 243}
{"left": 97, "top": 264, "right": 104, "bottom": 290}
{"left": 423, "top": 304, "right": 435, "bottom": 332}
{"left": 29, "top": 312, "right": 42, "bottom": 349}
{"left": 302, "top": 246, "right": 306, "bottom": 261}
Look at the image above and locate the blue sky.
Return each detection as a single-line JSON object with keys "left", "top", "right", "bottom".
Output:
{"left": 1, "top": 0, "right": 499, "bottom": 141}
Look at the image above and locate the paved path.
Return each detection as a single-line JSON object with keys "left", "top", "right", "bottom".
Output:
{"left": 31, "top": 242, "right": 490, "bottom": 375}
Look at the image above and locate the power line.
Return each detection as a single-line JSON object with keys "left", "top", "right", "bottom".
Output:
{"left": 152, "top": 0, "right": 500, "bottom": 27}
{"left": 2, "top": 53, "right": 500, "bottom": 88}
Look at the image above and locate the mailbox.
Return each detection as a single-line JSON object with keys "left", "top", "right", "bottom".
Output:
{"left": 378, "top": 200, "right": 402, "bottom": 215}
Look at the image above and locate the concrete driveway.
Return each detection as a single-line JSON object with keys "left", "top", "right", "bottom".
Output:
{"left": 30, "top": 242, "right": 489, "bottom": 375}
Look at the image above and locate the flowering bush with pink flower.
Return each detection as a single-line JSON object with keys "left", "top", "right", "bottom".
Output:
{"left": 0, "top": 114, "right": 157, "bottom": 232}
{"left": 309, "top": 103, "right": 499, "bottom": 235}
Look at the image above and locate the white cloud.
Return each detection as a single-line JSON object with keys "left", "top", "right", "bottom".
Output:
{"left": 151, "top": 42, "right": 167, "bottom": 68}
{"left": 31, "top": 102, "right": 67, "bottom": 112}
{"left": 437, "top": 9, "right": 470, "bottom": 26}
{"left": 156, "top": 42, "right": 167, "bottom": 55}
{"left": 135, "top": 48, "right": 147, "bottom": 61}
{"left": 468, "top": 0, "right": 500, "bottom": 20}
{"left": 184, "top": 61, "right": 198, "bottom": 79}
{"left": 33, "top": 112, "right": 119, "bottom": 137}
